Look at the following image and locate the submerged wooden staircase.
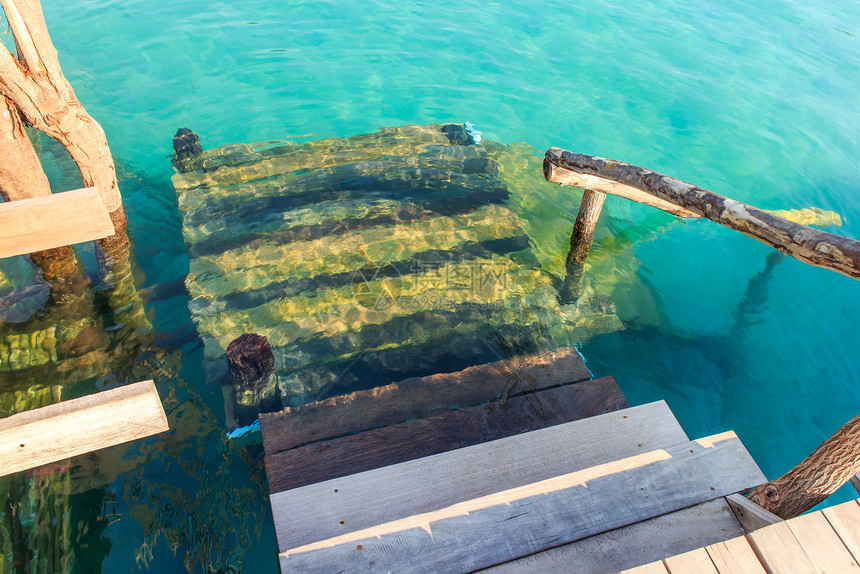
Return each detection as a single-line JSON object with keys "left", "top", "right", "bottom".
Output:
{"left": 260, "top": 348, "right": 767, "bottom": 572}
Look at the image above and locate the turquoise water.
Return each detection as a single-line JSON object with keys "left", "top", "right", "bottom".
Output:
{"left": 3, "top": 0, "right": 860, "bottom": 571}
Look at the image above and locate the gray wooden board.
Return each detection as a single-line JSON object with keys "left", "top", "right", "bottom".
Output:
{"left": 479, "top": 498, "right": 743, "bottom": 574}
{"left": 278, "top": 432, "right": 764, "bottom": 572}
{"left": 0, "top": 381, "right": 168, "bottom": 476}
{"left": 265, "top": 376, "right": 628, "bottom": 493}
{"left": 271, "top": 401, "right": 687, "bottom": 551}
{"left": 261, "top": 347, "right": 591, "bottom": 453}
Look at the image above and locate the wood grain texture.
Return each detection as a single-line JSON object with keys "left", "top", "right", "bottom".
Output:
{"left": 706, "top": 536, "right": 767, "bottom": 574}
{"left": 749, "top": 412, "right": 860, "bottom": 518}
{"left": 823, "top": 501, "right": 860, "bottom": 563}
{"left": 664, "top": 548, "right": 719, "bottom": 573}
{"left": 278, "top": 433, "right": 764, "bottom": 573}
{"left": 260, "top": 347, "right": 591, "bottom": 454}
{"left": 747, "top": 521, "right": 816, "bottom": 573}
{"left": 271, "top": 401, "right": 687, "bottom": 552}
{"left": 621, "top": 563, "right": 671, "bottom": 574}
{"left": 482, "top": 499, "right": 743, "bottom": 574}
{"left": 0, "top": 187, "right": 114, "bottom": 258}
{"left": 787, "top": 510, "right": 860, "bottom": 571}
{"left": 0, "top": 380, "right": 168, "bottom": 476}
{"left": 544, "top": 148, "right": 860, "bottom": 281}
{"left": 725, "top": 494, "right": 782, "bottom": 532}
{"left": 265, "top": 376, "right": 628, "bottom": 493}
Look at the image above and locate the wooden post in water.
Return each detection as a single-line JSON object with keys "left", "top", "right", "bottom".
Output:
{"left": 559, "top": 189, "right": 606, "bottom": 303}
{"left": 747, "top": 412, "right": 860, "bottom": 518}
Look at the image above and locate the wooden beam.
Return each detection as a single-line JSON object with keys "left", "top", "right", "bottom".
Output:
{"left": 0, "top": 187, "right": 114, "bottom": 259}
{"left": 278, "top": 433, "right": 764, "bottom": 573}
{"left": 706, "top": 536, "right": 767, "bottom": 573}
{"left": 265, "top": 377, "right": 628, "bottom": 493}
{"left": 544, "top": 149, "right": 860, "bottom": 281}
{"left": 725, "top": 493, "right": 782, "bottom": 532}
{"left": 0, "top": 380, "right": 168, "bottom": 476}
{"left": 260, "top": 347, "right": 592, "bottom": 454}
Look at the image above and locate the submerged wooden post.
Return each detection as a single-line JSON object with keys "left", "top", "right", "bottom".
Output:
{"left": 559, "top": 189, "right": 606, "bottom": 303}
{"left": 747, "top": 412, "right": 860, "bottom": 518}
{"left": 544, "top": 148, "right": 860, "bottom": 281}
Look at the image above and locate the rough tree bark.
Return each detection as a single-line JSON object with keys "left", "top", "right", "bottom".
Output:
{"left": 558, "top": 189, "right": 606, "bottom": 304}
{"left": 545, "top": 148, "right": 860, "bottom": 281}
{"left": 0, "top": 0, "right": 126, "bottom": 232}
{"left": 747, "top": 412, "right": 860, "bottom": 518}
{"left": 0, "top": 96, "right": 83, "bottom": 283}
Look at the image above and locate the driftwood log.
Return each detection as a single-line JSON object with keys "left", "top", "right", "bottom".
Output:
{"left": 747, "top": 412, "right": 860, "bottom": 518}
{"left": 544, "top": 148, "right": 860, "bottom": 281}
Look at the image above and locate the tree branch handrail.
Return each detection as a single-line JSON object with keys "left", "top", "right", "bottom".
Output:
{"left": 544, "top": 148, "right": 860, "bottom": 281}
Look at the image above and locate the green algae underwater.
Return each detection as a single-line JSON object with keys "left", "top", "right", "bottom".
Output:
{"left": 2, "top": 0, "right": 860, "bottom": 571}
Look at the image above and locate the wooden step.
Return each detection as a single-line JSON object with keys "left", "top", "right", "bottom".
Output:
{"left": 0, "top": 187, "right": 114, "bottom": 258}
{"left": 260, "top": 347, "right": 592, "bottom": 454}
{"left": 265, "top": 375, "right": 628, "bottom": 492}
{"left": 271, "top": 401, "right": 687, "bottom": 552}
{"left": 479, "top": 498, "right": 745, "bottom": 574}
{"left": 277, "top": 430, "right": 764, "bottom": 573}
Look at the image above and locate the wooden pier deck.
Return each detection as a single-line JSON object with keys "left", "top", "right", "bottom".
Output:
{"left": 260, "top": 348, "right": 777, "bottom": 573}
{"left": 626, "top": 499, "right": 860, "bottom": 573}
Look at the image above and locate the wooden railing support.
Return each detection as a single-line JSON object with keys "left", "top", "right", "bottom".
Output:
{"left": 559, "top": 189, "right": 606, "bottom": 303}
{"left": 747, "top": 412, "right": 860, "bottom": 518}
{"left": 544, "top": 148, "right": 860, "bottom": 281}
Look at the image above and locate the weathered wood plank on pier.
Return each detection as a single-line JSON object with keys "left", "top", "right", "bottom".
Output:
{"left": 0, "top": 187, "right": 114, "bottom": 258}
{"left": 277, "top": 432, "right": 763, "bottom": 573}
{"left": 271, "top": 400, "right": 688, "bottom": 553}
{"left": 636, "top": 499, "right": 860, "bottom": 573}
{"left": 0, "top": 380, "right": 167, "bottom": 476}
{"left": 260, "top": 347, "right": 591, "bottom": 454}
{"left": 265, "top": 375, "right": 627, "bottom": 492}
{"left": 481, "top": 498, "right": 744, "bottom": 574}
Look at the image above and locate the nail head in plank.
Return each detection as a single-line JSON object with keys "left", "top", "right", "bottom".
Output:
{"left": 0, "top": 187, "right": 115, "bottom": 258}
{"left": 261, "top": 347, "right": 592, "bottom": 453}
{"left": 747, "top": 521, "right": 816, "bottom": 573}
{"left": 271, "top": 400, "right": 688, "bottom": 551}
{"left": 706, "top": 536, "right": 767, "bottom": 574}
{"left": 822, "top": 501, "right": 860, "bottom": 565}
{"left": 0, "top": 380, "right": 168, "bottom": 477}
{"left": 265, "top": 376, "right": 628, "bottom": 493}
{"left": 278, "top": 434, "right": 764, "bottom": 573}
{"left": 482, "top": 498, "right": 743, "bottom": 574}
{"left": 787, "top": 510, "right": 860, "bottom": 571}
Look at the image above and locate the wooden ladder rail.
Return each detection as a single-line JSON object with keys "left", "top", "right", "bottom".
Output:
{"left": 543, "top": 148, "right": 860, "bottom": 282}
{"left": 544, "top": 148, "right": 860, "bottom": 519}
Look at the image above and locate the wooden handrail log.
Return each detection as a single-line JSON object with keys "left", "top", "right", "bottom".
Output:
{"left": 544, "top": 148, "right": 860, "bottom": 281}
{"left": 747, "top": 412, "right": 860, "bottom": 518}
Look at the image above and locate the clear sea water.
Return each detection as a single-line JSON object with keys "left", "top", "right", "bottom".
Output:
{"left": 3, "top": 0, "right": 860, "bottom": 571}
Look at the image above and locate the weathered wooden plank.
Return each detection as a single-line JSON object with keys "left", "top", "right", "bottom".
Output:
{"left": 621, "top": 562, "right": 670, "bottom": 574}
{"left": 706, "top": 536, "right": 767, "bottom": 574}
{"left": 786, "top": 510, "right": 860, "bottom": 571}
{"left": 822, "top": 501, "right": 860, "bottom": 563}
{"left": 271, "top": 401, "right": 687, "bottom": 552}
{"left": 260, "top": 347, "right": 592, "bottom": 454}
{"left": 664, "top": 548, "right": 719, "bottom": 573}
{"left": 747, "top": 521, "right": 816, "bottom": 573}
{"left": 0, "top": 380, "right": 168, "bottom": 476}
{"left": 725, "top": 493, "right": 782, "bottom": 532}
{"left": 544, "top": 149, "right": 860, "bottom": 281}
{"left": 481, "top": 498, "right": 743, "bottom": 574}
{"left": 278, "top": 433, "right": 764, "bottom": 573}
{"left": 265, "top": 376, "right": 628, "bottom": 493}
{"left": 0, "top": 187, "right": 114, "bottom": 258}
